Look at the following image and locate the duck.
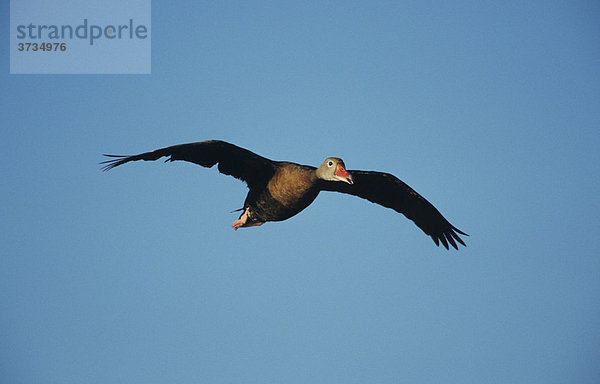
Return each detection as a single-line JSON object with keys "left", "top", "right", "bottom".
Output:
{"left": 101, "top": 140, "right": 467, "bottom": 249}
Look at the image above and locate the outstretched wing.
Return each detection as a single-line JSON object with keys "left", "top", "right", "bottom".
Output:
{"left": 101, "top": 140, "right": 278, "bottom": 189}
{"left": 320, "top": 170, "right": 468, "bottom": 250}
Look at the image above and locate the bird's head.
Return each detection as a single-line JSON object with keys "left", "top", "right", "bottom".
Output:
{"left": 316, "top": 157, "right": 353, "bottom": 184}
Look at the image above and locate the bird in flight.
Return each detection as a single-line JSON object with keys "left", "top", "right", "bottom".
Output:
{"left": 101, "top": 140, "right": 467, "bottom": 249}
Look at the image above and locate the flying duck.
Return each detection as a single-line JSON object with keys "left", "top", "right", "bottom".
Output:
{"left": 101, "top": 140, "right": 467, "bottom": 249}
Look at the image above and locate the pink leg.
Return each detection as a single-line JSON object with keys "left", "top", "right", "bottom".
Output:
{"left": 232, "top": 208, "right": 249, "bottom": 230}
{"left": 232, "top": 208, "right": 264, "bottom": 230}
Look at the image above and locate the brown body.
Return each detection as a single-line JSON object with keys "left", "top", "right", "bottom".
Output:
{"left": 241, "top": 163, "right": 321, "bottom": 226}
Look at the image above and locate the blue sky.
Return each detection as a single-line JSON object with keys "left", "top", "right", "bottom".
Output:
{"left": 2, "top": 1, "right": 599, "bottom": 383}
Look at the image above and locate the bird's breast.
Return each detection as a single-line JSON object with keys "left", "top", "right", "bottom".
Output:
{"left": 250, "top": 165, "right": 320, "bottom": 222}
{"left": 267, "top": 165, "right": 319, "bottom": 207}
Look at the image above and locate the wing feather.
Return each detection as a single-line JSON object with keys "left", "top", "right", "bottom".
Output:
{"left": 320, "top": 170, "right": 468, "bottom": 249}
{"left": 101, "top": 140, "right": 278, "bottom": 188}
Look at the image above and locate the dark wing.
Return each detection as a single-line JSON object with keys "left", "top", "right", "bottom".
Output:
{"left": 320, "top": 170, "right": 468, "bottom": 250}
{"left": 101, "top": 140, "right": 278, "bottom": 189}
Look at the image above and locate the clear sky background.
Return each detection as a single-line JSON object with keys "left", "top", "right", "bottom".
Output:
{"left": 2, "top": 1, "right": 599, "bottom": 383}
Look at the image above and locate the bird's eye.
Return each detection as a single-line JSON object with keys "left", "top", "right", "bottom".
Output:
{"left": 328, "top": 161, "right": 333, "bottom": 167}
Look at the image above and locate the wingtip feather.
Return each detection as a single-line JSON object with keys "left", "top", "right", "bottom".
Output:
{"left": 446, "top": 233, "right": 458, "bottom": 250}
{"left": 99, "top": 154, "right": 131, "bottom": 172}
{"left": 431, "top": 226, "right": 468, "bottom": 251}
{"left": 452, "top": 225, "right": 469, "bottom": 237}
{"left": 439, "top": 235, "right": 449, "bottom": 250}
